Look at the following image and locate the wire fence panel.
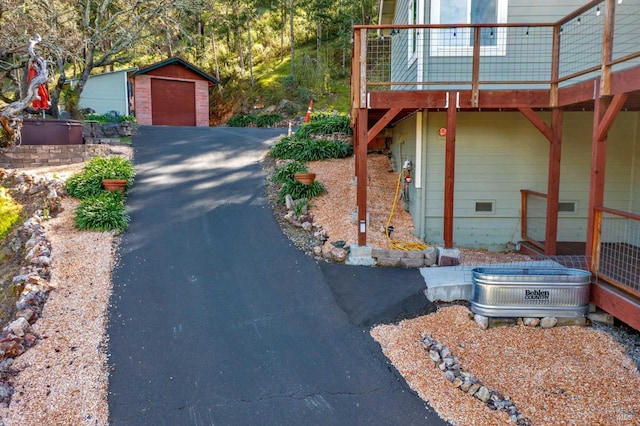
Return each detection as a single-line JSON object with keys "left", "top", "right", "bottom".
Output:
{"left": 595, "top": 209, "right": 640, "bottom": 297}
{"left": 523, "top": 191, "right": 547, "bottom": 247}
{"left": 361, "top": 0, "right": 638, "bottom": 92}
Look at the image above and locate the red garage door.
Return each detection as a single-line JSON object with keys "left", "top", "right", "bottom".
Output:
{"left": 151, "top": 79, "right": 196, "bottom": 126}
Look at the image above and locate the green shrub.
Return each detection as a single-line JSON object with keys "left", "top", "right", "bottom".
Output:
{"left": 271, "top": 136, "right": 352, "bottom": 161}
{"left": 227, "top": 114, "right": 255, "bottom": 127}
{"left": 277, "top": 180, "right": 326, "bottom": 203}
{"left": 83, "top": 156, "right": 135, "bottom": 186}
{"left": 66, "top": 156, "right": 135, "bottom": 199}
{"left": 295, "top": 114, "right": 351, "bottom": 138}
{"left": 254, "top": 113, "right": 282, "bottom": 127}
{"left": 0, "top": 187, "right": 22, "bottom": 239}
{"left": 74, "top": 191, "right": 130, "bottom": 232}
{"left": 272, "top": 161, "right": 308, "bottom": 184}
{"left": 65, "top": 172, "right": 104, "bottom": 199}
{"left": 227, "top": 113, "right": 283, "bottom": 128}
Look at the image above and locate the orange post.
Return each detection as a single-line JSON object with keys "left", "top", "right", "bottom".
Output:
{"left": 304, "top": 99, "right": 314, "bottom": 123}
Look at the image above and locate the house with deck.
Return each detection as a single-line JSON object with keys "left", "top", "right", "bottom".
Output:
{"left": 351, "top": 0, "right": 640, "bottom": 329}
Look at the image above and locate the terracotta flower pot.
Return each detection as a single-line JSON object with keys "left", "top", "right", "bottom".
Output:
{"left": 294, "top": 173, "right": 316, "bottom": 185}
{"left": 102, "top": 179, "right": 127, "bottom": 192}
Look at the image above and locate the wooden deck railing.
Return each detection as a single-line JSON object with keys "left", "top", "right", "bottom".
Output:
{"left": 520, "top": 190, "right": 548, "bottom": 252}
{"left": 592, "top": 206, "right": 640, "bottom": 298}
{"left": 351, "top": 0, "right": 640, "bottom": 110}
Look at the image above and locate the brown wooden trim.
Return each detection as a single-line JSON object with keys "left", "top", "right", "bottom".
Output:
{"left": 595, "top": 206, "right": 640, "bottom": 222}
{"left": 518, "top": 107, "right": 553, "bottom": 142}
{"left": 610, "top": 63, "right": 640, "bottom": 95}
{"left": 520, "top": 190, "right": 528, "bottom": 240}
{"left": 368, "top": 91, "right": 448, "bottom": 109}
{"left": 356, "top": 108, "right": 368, "bottom": 246}
{"left": 460, "top": 91, "right": 550, "bottom": 109}
{"left": 557, "top": 65, "right": 601, "bottom": 84}
{"left": 521, "top": 189, "right": 548, "bottom": 199}
{"left": 556, "top": 0, "right": 602, "bottom": 25}
{"left": 550, "top": 25, "right": 561, "bottom": 107}
{"left": 596, "top": 93, "right": 628, "bottom": 141}
{"left": 600, "top": 0, "right": 615, "bottom": 96}
{"left": 354, "top": 23, "right": 556, "bottom": 30}
{"left": 544, "top": 108, "right": 563, "bottom": 256}
{"left": 471, "top": 29, "right": 481, "bottom": 108}
{"left": 557, "top": 78, "right": 597, "bottom": 107}
{"left": 444, "top": 94, "right": 456, "bottom": 248}
{"left": 523, "top": 236, "right": 545, "bottom": 251}
{"left": 609, "top": 52, "right": 640, "bottom": 67}
{"left": 367, "top": 108, "right": 402, "bottom": 144}
{"left": 591, "top": 208, "right": 603, "bottom": 272}
{"left": 586, "top": 93, "right": 608, "bottom": 254}
{"left": 591, "top": 281, "right": 640, "bottom": 331}
{"left": 596, "top": 276, "right": 640, "bottom": 300}
{"left": 358, "top": 29, "right": 367, "bottom": 109}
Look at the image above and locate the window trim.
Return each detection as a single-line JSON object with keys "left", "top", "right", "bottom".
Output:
{"left": 474, "top": 200, "right": 496, "bottom": 215}
{"left": 429, "top": 0, "right": 508, "bottom": 57}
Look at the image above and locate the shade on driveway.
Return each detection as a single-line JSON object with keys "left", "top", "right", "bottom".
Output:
{"left": 107, "top": 126, "right": 449, "bottom": 425}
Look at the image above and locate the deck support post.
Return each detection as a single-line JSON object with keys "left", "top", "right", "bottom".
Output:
{"left": 545, "top": 108, "right": 563, "bottom": 256}
{"left": 443, "top": 93, "right": 457, "bottom": 248}
{"left": 356, "top": 108, "right": 368, "bottom": 247}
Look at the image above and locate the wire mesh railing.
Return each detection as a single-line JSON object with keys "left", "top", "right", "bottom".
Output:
{"left": 592, "top": 207, "right": 640, "bottom": 298}
{"left": 355, "top": 0, "right": 640, "bottom": 96}
{"left": 521, "top": 190, "right": 547, "bottom": 251}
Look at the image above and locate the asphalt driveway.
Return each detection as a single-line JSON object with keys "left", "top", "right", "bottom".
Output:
{"left": 107, "top": 126, "right": 448, "bottom": 425}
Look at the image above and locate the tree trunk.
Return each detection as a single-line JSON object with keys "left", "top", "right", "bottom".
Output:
{"left": 211, "top": 33, "right": 222, "bottom": 94}
{"left": 248, "top": 19, "right": 254, "bottom": 87}
{"left": 289, "top": 0, "right": 295, "bottom": 75}
{"left": 280, "top": 0, "right": 285, "bottom": 62}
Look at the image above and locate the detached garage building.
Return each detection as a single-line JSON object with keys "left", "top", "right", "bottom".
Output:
{"left": 131, "top": 57, "right": 220, "bottom": 126}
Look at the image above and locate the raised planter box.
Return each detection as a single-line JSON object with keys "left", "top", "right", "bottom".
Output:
{"left": 20, "top": 118, "right": 83, "bottom": 145}
{"left": 470, "top": 267, "right": 592, "bottom": 318}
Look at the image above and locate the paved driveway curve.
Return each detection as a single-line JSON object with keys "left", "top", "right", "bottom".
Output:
{"left": 107, "top": 126, "right": 449, "bottom": 425}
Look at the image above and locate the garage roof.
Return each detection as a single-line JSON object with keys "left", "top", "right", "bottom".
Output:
{"left": 133, "top": 57, "right": 220, "bottom": 85}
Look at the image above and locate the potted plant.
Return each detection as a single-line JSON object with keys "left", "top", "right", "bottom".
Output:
{"left": 294, "top": 173, "right": 316, "bottom": 185}
{"left": 66, "top": 156, "right": 135, "bottom": 198}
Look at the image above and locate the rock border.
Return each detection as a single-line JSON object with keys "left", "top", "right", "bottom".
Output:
{"left": 421, "top": 334, "right": 532, "bottom": 426}
{"left": 0, "top": 169, "right": 65, "bottom": 404}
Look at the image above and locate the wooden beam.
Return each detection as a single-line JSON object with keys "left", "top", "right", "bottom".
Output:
{"left": 471, "top": 28, "right": 481, "bottom": 108}
{"left": 356, "top": 108, "right": 368, "bottom": 246}
{"left": 359, "top": 29, "right": 367, "bottom": 108}
{"left": 610, "top": 63, "right": 640, "bottom": 95}
{"left": 586, "top": 94, "right": 609, "bottom": 255}
{"left": 544, "top": 108, "right": 563, "bottom": 256}
{"left": 459, "top": 90, "right": 550, "bottom": 109}
{"left": 367, "top": 107, "right": 402, "bottom": 145}
{"left": 550, "top": 25, "right": 561, "bottom": 107}
{"left": 519, "top": 107, "right": 553, "bottom": 143}
{"left": 443, "top": 93, "right": 457, "bottom": 248}
{"left": 591, "top": 282, "right": 640, "bottom": 332}
{"left": 596, "top": 93, "right": 628, "bottom": 142}
{"left": 557, "top": 78, "right": 597, "bottom": 107}
{"left": 600, "top": 0, "right": 615, "bottom": 96}
{"left": 368, "top": 91, "right": 448, "bottom": 109}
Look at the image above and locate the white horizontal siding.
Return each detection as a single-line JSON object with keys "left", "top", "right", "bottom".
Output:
{"left": 409, "top": 111, "right": 640, "bottom": 249}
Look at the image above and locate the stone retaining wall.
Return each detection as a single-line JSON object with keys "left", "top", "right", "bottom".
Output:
{"left": 0, "top": 145, "right": 109, "bottom": 169}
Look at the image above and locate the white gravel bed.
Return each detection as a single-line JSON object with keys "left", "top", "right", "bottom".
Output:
{"left": 0, "top": 198, "right": 112, "bottom": 425}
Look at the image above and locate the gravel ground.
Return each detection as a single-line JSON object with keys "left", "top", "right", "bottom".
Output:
{"left": 371, "top": 306, "right": 640, "bottom": 426}
{"left": 0, "top": 148, "right": 638, "bottom": 425}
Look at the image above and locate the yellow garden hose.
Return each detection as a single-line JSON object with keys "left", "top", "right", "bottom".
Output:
{"left": 385, "top": 170, "right": 429, "bottom": 251}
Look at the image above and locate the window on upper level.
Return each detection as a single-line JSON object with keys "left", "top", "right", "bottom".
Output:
{"left": 408, "top": 0, "right": 419, "bottom": 65}
{"left": 430, "top": 0, "right": 508, "bottom": 57}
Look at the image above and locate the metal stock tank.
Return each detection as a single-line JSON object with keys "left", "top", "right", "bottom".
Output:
{"left": 470, "top": 267, "right": 591, "bottom": 318}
